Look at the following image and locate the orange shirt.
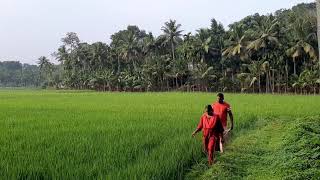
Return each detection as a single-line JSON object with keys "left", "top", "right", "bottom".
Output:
{"left": 197, "top": 113, "right": 220, "bottom": 138}
{"left": 212, "top": 101, "right": 231, "bottom": 129}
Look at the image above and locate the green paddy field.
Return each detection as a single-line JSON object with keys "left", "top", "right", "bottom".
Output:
{"left": 0, "top": 90, "right": 319, "bottom": 179}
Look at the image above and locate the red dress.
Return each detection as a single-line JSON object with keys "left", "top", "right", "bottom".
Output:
{"left": 196, "top": 113, "right": 223, "bottom": 164}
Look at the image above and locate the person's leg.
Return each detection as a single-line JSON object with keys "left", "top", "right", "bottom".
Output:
{"left": 219, "top": 134, "right": 224, "bottom": 153}
{"left": 223, "top": 130, "right": 230, "bottom": 144}
{"left": 207, "top": 137, "right": 215, "bottom": 165}
{"left": 220, "top": 128, "right": 228, "bottom": 153}
{"left": 202, "top": 137, "right": 209, "bottom": 154}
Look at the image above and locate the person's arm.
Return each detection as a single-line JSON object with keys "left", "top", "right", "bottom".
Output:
{"left": 192, "top": 128, "right": 201, "bottom": 137}
{"left": 228, "top": 110, "right": 234, "bottom": 130}
{"left": 192, "top": 116, "right": 203, "bottom": 137}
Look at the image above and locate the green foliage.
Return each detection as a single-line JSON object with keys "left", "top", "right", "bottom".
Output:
{"left": 1, "top": 2, "right": 319, "bottom": 93}
{"left": 1, "top": 91, "right": 320, "bottom": 179}
{"left": 280, "top": 117, "right": 320, "bottom": 179}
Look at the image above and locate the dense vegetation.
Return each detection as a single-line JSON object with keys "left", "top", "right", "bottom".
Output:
{"left": 1, "top": 3, "right": 319, "bottom": 94}
{"left": 0, "top": 91, "right": 319, "bottom": 179}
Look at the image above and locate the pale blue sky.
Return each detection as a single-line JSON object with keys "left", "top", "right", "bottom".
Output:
{"left": 0, "top": 0, "right": 315, "bottom": 64}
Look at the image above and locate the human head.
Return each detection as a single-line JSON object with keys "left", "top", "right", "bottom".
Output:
{"left": 217, "top": 93, "right": 224, "bottom": 103}
{"left": 205, "top": 105, "right": 214, "bottom": 116}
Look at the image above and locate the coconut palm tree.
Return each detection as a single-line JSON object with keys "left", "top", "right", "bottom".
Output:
{"left": 247, "top": 60, "right": 264, "bottom": 93}
{"left": 287, "top": 41, "right": 317, "bottom": 75}
{"left": 90, "top": 42, "right": 110, "bottom": 72}
{"left": 246, "top": 16, "right": 281, "bottom": 93}
{"left": 161, "top": 20, "right": 183, "bottom": 62}
{"left": 195, "top": 28, "right": 214, "bottom": 63}
{"left": 192, "top": 62, "right": 216, "bottom": 91}
{"left": 160, "top": 20, "right": 183, "bottom": 89}
{"left": 246, "top": 16, "right": 280, "bottom": 53}
{"left": 261, "top": 61, "right": 271, "bottom": 93}
{"left": 287, "top": 17, "right": 317, "bottom": 75}
{"left": 222, "top": 25, "right": 249, "bottom": 61}
{"left": 38, "top": 56, "right": 54, "bottom": 87}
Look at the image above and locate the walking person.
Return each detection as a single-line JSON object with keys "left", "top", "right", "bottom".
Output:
{"left": 192, "top": 105, "right": 224, "bottom": 165}
{"left": 212, "top": 93, "right": 234, "bottom": 153}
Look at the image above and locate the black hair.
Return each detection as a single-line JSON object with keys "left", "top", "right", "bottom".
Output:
{"left": 206, "top": 105, "right": 214, "bottom": 116}
{"left": 217, "top": 93, "right": 224, "bottom": 99}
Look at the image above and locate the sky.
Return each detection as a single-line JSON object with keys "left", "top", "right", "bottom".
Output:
{"left": 0, "top": 0, "right": 315, "bottom": 64}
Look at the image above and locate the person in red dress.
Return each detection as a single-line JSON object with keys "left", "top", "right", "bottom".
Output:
{"left": 212, "top": 93, "right": 234, "bottom": 153}
{"left": 192, "top": 105, "right": 224, "bottom": 165}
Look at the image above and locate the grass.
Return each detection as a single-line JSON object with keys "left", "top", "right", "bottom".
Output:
{"left": 0, "top": 90, "right": 319, "bottom": 179}
{"left": 189, "top": 116, "right": 320, "bottom": 180}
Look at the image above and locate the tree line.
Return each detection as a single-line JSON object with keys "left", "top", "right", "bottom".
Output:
{"left": 1, "top": 2, "right": 319, "bottom": 94}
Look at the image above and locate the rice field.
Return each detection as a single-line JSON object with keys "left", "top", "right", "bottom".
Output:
{"left": 0, "top": 90, "right": 319, "bottom": 179}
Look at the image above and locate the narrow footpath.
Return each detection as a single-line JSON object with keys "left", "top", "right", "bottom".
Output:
{"left": 186, "top": 116, "right": 320, "bottom": 180}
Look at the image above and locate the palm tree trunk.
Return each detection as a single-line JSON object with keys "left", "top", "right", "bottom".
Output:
{"left": 317, "top": 0, "right": 320, "bottom": 78}
{"left": 253, "top": 83, "right": 255, "bottom": 93}
{"left": 117, "top": 55, "right": 121, "bottom": 74}
{"left": 293, "top": 58, "right": 296, "bottom": 75}
{"left": 108, "top": 83, "right": 111, "bottom": 91}
{"left": 259, "top": 74, "right": 261, "bottom": 93}
{"left": 171, "top": 41, "right": 175, "bottom": 61}
{"left": 285, "top": 60, "right": 288, "bottom": 93}
{"left": 131, "top": 56, "right": 136, "bottom": 72}
{"left": 278, "top": 71, "right": 281, "bottom": 93}
{"left": 266, "top": 74, "right": 268, "bottom": 93}
{"left": 232, "top": 71, "right": 235, "bottom": 93}
{"left": 272, "top": 70, "right": 275, "bottom": 94}
{"left": 176, "top": 76, "right": 178, "bottom": 89}
{"left": 160, "top": 76, "right": 163, "bottom": 91}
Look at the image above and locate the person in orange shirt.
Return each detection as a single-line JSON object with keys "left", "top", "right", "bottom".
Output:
{"left": 212, "top": 93, "right": 234, "bottom": 153}
{"left": 192, "top": 105, "right": 224, "bottom": 165}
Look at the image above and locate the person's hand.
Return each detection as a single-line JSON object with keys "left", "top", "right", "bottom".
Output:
{"left": 191, "top": 132, "right": 196, "bottom": 137}
{"left": 224, "top": 129, "right": 231, "bottom": 135}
